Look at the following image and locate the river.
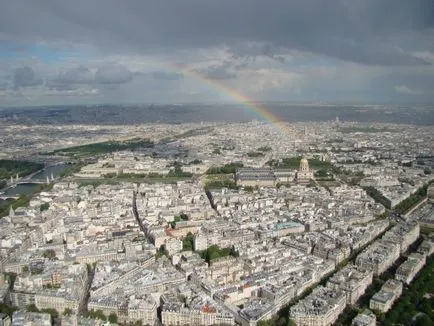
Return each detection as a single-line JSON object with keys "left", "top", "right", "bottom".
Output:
{"left": 0, "top": 164, "right": 69, "bottom": 207}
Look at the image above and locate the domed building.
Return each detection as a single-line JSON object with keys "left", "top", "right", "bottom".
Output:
{"left": 296, "top": 157, "right": 314, "bottom": 184}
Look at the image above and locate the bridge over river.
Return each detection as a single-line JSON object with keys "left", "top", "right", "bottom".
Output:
{"left": 0, "top": 195, "right": 19, "bottom": 200}
{"left": 0, "top": 163, "right": 69, "bottom": 203}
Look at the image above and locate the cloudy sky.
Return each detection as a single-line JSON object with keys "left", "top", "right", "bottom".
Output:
{"left": 0, "top": 0, "right": 434, "bottom": 106}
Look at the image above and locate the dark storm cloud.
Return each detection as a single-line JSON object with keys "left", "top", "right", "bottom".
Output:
{"left": 198, "top": 66, "right": 237, "bottom": 80}
{"left": 51, "top": 64, "right": 134, "bottom": 87}
{"left": 95, "top": 65, "right": 133, "bottom": 84}
{"left": 55, "top": 66, "right": 94, "bottom": 85}
{"left": 152, "top": 71, "right": 184, "bottom": 81}
{"left": 13, "top": 66, "right": 43, "bottom": 89}
{"left": 230, "top": 43, "right": 288, "bottom": 63}
{"left": 1, "top": 0, "right": 433, "bottom": 66}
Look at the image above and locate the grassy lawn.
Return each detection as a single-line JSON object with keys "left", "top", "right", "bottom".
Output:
{"left": 51, "top": 138, "right": 154, "bottom": 157}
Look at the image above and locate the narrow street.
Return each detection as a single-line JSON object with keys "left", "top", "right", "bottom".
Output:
{"left": 78, "top": 263, "right": 96, "bottom": 316}
{"left": 132, "top": 190, "right": 152, "bottom": 243}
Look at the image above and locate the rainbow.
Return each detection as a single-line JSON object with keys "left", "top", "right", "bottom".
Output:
{"left": 164, "top": 62, "right": 289, "bottom": 135}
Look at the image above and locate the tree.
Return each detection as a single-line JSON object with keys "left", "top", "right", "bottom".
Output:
{"left": 88, "top": 309, "right": 107, "bottom": 321}
{"left": 414, "top": 314, "right": 433, "bottom": 326}
{"left": 230, "top": 246, "right": 240, "bottom": 257}
{"left": 171, "top": 213, "right": 189, "bottom": 228}
{"left": 0, "top": 303, "right": 18, "bottom": 318}
{"left": 27, "top": 304, "right": 40, "bottom": 313}
{"left": 244, "top": 186, "right": 256, "bottom": 193}
{"left": 314, "top": 169, "right": 328, "bottom": 178}
{"left": 42, "top": 249, "right": 56, "bottom": 259}
{"left": 182, "top": 232, "right": 195, "bottom": 251}
{"left": 156, "top": 245, "right": 169, "bottom": 258}
{"left": 199, "top": 245, "right": 239, "bottom": 263}
{"left": 5, "top": 272, "right": 17, "bottom": 289}
{"left": 40, "top": 308, "right": 58, "bottom": 321}
{"left": 63, "top": 308, "right": 73, "bottom": 316}
{"left": 39, "top": 203, "right": 49, "bottom": 212}
{"left": 108, "top": 312, "right": 118, "bottom": 324}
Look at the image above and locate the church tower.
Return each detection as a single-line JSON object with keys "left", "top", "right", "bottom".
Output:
{"left": 296, "top": 157, "right": 314, "bottom": 184}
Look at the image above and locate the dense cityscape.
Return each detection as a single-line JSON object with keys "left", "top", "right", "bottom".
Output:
{"left": 0, "top": 114, "right": 433, "bottom": 325}
{"left": 2, "top": 0, "right": 434, "bottom": 325}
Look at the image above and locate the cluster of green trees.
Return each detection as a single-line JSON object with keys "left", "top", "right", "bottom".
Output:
{"left": 53, "top": 138, "right": 154, "bottom": 156}
{"left": 104, "top": 172, "right": 150, "bottom": 179}
{"left": 182, "top": 232, "right": 195, "bottom": 251}
{"left": 0, "top": 183, "right": 51, "bottom": 217}
{"left": 156, "top": 245, "right": 169, "bottom": 258}
{"left": 0, "top": 195, "right": 29, "bottom": 217}
{"left": 198, "top": 245, "right": 239, "bottom": 263}
{"left": 332, "top": 306, "right": 359, "bottom": 326}
{"left": 380, "top": 256, "right": 434, "bottom": 325}
{"left": 43, "top": 283, "right": 61, "bottom": 289}
{"left": 42, "top": 249, "right": 56, "bottom": 259}
{"left": 78, "top": 180, "right": 103, "bottom": 188}
{"left": 0, "top": 160, "right": 44, "bottom": 179}
{"left": 0, "top": 303, "right": 18, "bottom": 318}
{"left": 104, "top": 168, "right": 192, "bottom": 181}
{"left": 88, "top": 309, "right": 108, "bottom": 321}
{"left": 172, "top": 127, "right": 214, "bottom": 140}
{"left": 314, "top": 169, "right": 335, "bottom": 181}
{"left": 394, "top": 184, "right": 429, "bottom": 215}
{"left": 267, "top": 157, "right": 332, "bottom": 170}
{"left": 0, "top": 159, "right": 44, "bottom": 190}
{"left": 246, "top": 151, "right": 265, "bottom": 158}
{"left": 39, "top": 203, "right": 49, "bottom": 212}
{"left": 188, "top": 159, "right": 203, "bottom": 165}
{"left": 58, "top": 163, "right": 83, "bottom": 177}
{"left": 333, "top": 167, "right": 365, "bottom": 186}
{"left": 205, "top": 163, "right": 244, "bottom": 174}
{"left": 258, "top": 305, "right": 296, "bottom": 326}
{"left": 243, "top": 186, "right": 258, "bottom": 193}
{"left": 205, "top": 179, "right": 237, "bottom": 190}
{"left": 168, "top": 167, "right": 193, "bottom": 178}
{"left": 171, "top": 213, "right": 189, "bottom": 228}
{"left": 26, "top": 304, "right": 58, "bottom": 321}
{"left": 363, "top": 186, "right": 391, "bottom": 209}
{"left": 108, "top": 313, "right": 118, "bottom": 324}
{"left": 63, "top": 308, "right": 73, "bottom": 316}
{"left": 5, "top": 272, "right": 17, "bottom": 289}
{"left": 35, "top": 183, "right": 54, "bottom": 193}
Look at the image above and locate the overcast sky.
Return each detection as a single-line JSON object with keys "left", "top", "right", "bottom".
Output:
{"left": 0, "top": 0, "right": 433, "bottom": 106}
